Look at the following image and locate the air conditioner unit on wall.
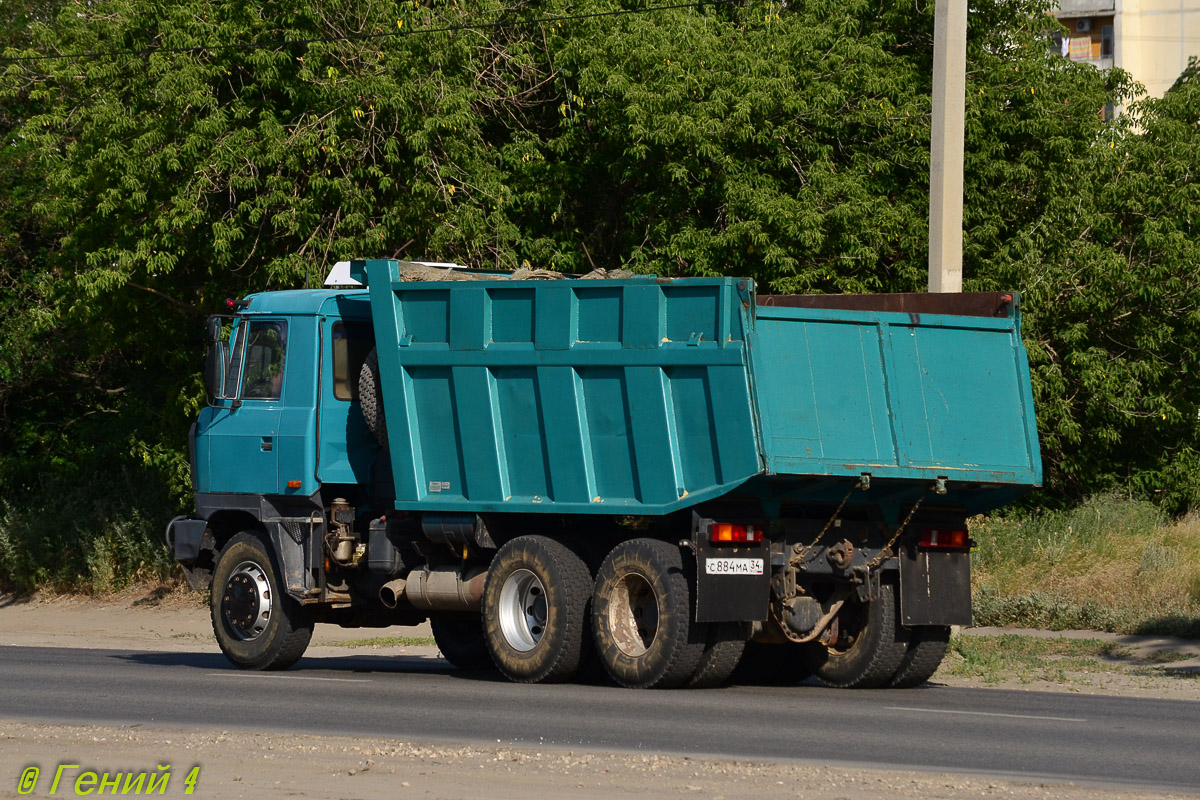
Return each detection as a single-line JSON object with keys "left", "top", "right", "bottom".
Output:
{"left": 1077, "top": 19, "right": 1092, "bottom": 32}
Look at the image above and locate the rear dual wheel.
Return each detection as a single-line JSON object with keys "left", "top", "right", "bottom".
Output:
{"left": 482, "top": 536, "right": 594, "bottom": 684}
{"left": 591, "top": 539, "right": 707, "bottom": 689}
{"left": 484, "top": 535, "right": 741, "bottom": 689}
{"left": 480, "top": 535, "right": 944, "bottom": 690}
{"left": 431, "top": 616, "right": 493, "bottom": 670}
{"left": 889, "top": 625, "right": 951, "bottom": 688}
{"left": 804, "top": 580, "right": 910, "bottom": 689}
{"left": 732, "top": 641, "right": 816, "bottom": 686}
{"left": 688, "top": 623, "right": 749, "bottom": 688}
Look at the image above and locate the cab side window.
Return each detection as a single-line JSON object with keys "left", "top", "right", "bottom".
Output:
{"left": 242, "top": 320, "right": 288, "bottom": 400}
{"left": 332, "top": 321, "right": 373, "bottom": 401}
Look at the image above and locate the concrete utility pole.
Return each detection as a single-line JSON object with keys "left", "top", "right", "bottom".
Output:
{"left": 928, "top": 0, "right": 968, "bottom": 293}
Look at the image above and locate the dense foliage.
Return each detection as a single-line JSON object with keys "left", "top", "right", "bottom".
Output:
{"left": 0, "top": 0, "right": 1196, "bottom": 589}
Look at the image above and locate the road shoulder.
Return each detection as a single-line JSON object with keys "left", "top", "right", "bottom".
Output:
{"left": 2, "top": 719, "right": 1195, "bottom": 800}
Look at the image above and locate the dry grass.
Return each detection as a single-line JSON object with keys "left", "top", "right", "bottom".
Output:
{"left": 970, "top": 495, "right": 1200, "bottom": 637}
{"left": 938, "top": 632, "right": 1200, "bottom": 685}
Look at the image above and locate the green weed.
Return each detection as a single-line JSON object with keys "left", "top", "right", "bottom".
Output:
{"left": 0, "top": 465, "right": 179, "bottom": 594}
{"left": 941, "top": 633, "right": 1184, "bottom": 685}
{"left": 970, "top": 494, "right": 1200, "bottom": 638}
{"left": 325, "top": 636, "right": 436, "bottom": 648}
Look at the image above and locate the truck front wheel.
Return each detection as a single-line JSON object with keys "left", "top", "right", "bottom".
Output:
{"left": 805, "top": 579, "right": 909, "bottom": 689}
{"left": 591, "top": 538, "right": 706, "bottom": 689}
{"left": 482, "top": 536, "right": 593, "bottom": 683}
{"left": 210, "top": 532, "right": 314, "bottom": 670}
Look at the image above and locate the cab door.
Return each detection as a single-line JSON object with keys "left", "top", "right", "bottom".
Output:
{"left": 315, "top": 314, "right": 376, "bottom": 486}
{"left": 196, "top": 317, "right": 288, "bottom": 494}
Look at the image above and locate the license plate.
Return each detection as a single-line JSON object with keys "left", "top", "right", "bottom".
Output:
{"left": 704, "top": 557, "right": 764, "bottom": 576}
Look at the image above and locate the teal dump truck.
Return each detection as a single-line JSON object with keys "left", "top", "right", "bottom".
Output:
{"left": 171, "top": 260, "right": 1041, "bottom": 689}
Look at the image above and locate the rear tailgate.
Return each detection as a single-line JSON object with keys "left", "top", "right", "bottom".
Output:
{"left": 747, "top": 293, "right": 1041, "bottom": 487}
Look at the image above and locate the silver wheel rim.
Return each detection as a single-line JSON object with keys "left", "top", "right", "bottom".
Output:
{"left": 222, "top": 560, "right": 273, "bottom": 641}
{"left": 497, "top": 569, "right": 547, "bottom": 652}
{"left": 607, "top": 571, "right": 659, "bottom": 657}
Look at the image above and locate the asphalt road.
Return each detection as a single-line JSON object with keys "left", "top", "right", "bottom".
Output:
{"left": 0, "top": 645, "right": 1195, "bottom": 793}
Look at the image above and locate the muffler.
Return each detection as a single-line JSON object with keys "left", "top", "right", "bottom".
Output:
{"left": 379, "top": 566, "right": 487, "bottom": 612}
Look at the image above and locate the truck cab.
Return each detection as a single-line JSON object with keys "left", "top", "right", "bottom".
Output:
{"left": 177, "top": 290, "right": 392, "bottom": 627}
{"left": 196, "top": 290, "right": 376, "bottom": 498}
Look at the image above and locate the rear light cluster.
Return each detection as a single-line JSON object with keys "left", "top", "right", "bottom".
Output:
{"left": 919, "top": 528, "right": 969, "bottom": 549}
{"left": 710, "top": 523, "right": 763, "bottom": 544}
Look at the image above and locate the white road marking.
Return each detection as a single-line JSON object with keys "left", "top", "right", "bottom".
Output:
{"left": 210, "top": 673, "right": 368, "bottom": 683}
{"left": 885, "top": 706, "right": 1085, "bottom": 723}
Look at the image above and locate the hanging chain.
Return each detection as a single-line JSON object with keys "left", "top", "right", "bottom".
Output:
{"left": 865, "top": 488, "right": 931, "bottom": 572}
{"left": 774, "top": 482, "right": 935, "bottom": 643}
{"left": 788, "top": 479, "right": 861, "bottom": 566}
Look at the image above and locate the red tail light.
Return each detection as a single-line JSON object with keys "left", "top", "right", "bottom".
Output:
{"left": 919, "top": 528, "right": 969, "bottom": 549}
{"left": 711, "top": 523, "right": 762, "bottom": 544}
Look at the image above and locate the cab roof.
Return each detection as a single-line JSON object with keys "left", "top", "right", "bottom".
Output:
{"left": 242, "top": 289, "right": 371, "bottom": 316}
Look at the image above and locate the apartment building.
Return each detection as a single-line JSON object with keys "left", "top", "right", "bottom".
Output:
{"left": 1054, "top": 0, "right": 1200, "bottom": 98}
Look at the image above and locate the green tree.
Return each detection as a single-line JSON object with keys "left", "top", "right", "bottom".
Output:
{"left": 983, "top": 59, "right": 1200, "bottom": 510}
{"left": 0, "top": 0, "right": 1196, "bottom": 589}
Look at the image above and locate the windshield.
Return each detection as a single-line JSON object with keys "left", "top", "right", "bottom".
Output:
{"left": 241, "top": 320, "right": 288, "bottom": 400}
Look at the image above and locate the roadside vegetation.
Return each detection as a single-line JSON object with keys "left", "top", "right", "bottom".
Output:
{"left": 970, "top": 495, "right": 1200, "bottom": 638}
{"left": 936, "top": 633, "right": 1198, "bottom": 686}
{"left": 0, "top": 466, "right": 178, "bottom": 595}
{"left": 326, "top": 636, "right": 437, "bottom": 648}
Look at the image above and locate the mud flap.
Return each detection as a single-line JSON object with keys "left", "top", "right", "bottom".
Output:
{"left": 898, "top": 548, "right": 971, "bottom": 626}
{"left": 693, "top": 516, "right": 770, "bottom": 623}
{"left": 267, "top": 521, "right": 318, "bottom": 601}
{"left": 171, "top": 518, "right": 208, "bottom": 563}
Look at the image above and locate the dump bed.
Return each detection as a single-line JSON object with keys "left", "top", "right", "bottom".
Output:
{"left": 355, "top": 260, "right": 1040, "bottom": 516}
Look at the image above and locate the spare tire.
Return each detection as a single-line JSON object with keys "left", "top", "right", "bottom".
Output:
{"left": 358, "top": 348, "right": 387, "bottom": 448}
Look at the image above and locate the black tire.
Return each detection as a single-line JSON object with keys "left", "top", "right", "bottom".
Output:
{"left": 687, "top": 622, "right": 749, "bottom": 689}
{"left": 592, "top": 538, "right": 706, "bottom": 689}
{"left": 804, "top": 580, "right": 909, "bottom": 689}
{"left": 431, "top": 616, "right": 494, "bottom": 670}
{"left": 557, "top": 536, "right": 606, "bottom": 683}
{"left": 358, "top": 348, "right": 387, "bottom": 448}
{"left": 731, "top": 641, "right": 817, "bottom": 686}
{"left": 210, "top": 532, "right": 314, "bottom": 670}
{"left": 482, "top": 536, "right": 594, "bottom": 684}
{"left": 888, "top": 625, "right": 951, "bottom": 688}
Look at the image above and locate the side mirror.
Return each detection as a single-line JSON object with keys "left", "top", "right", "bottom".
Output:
{"left": 205, "top": 341, "right": 229, "bottom": 400}
{"left": 206, "top": 316, "right": 223, "bottom": 342}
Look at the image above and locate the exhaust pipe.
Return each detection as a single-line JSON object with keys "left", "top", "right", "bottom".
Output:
{"left": 379, "top": 578, "right": 407, "bottom": 609}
